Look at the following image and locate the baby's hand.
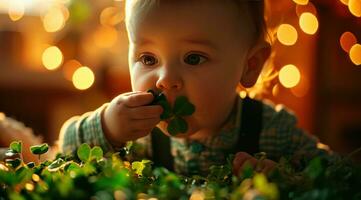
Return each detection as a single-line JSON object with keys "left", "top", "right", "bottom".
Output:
{"left": 102, "top": 91, "right": 163, "bottom": 147}
{"left": 232, "top": 152, "right": 276, "bottom": 176}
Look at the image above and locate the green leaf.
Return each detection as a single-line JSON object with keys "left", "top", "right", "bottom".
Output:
{"left": 5, "top": 158, "right": 22, "bottom": 169}
{"left": 10, "top": 141, "right": 22, "bottom": 153}
{"left": 30, "top": 143, "right": 49, "bottom": 155}
{"left": 48, "top": 158, "right": 65, "bottom": 170}
{"left": 152, "top": 92, "right": 172, "bottom": 120}
{"left": 77, "top": 143, "right": 91, "bottom": 162}
{"left": 173, "top": 96, "right": 195, "bottom": 116}
{"left": 90, "top": 146, "right": 103, "bottom": 161}
{"left": 131, "top": 160, "right": 153, "bottom": 177}
{"left": 167, "top": 117, "right": 188, "bottom": 135}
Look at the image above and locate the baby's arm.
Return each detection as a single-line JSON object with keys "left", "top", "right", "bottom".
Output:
{"left": 58, "top": 91, "right": 163, "bottom": 155}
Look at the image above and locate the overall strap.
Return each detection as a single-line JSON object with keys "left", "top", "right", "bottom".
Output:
{"left": 151, "top": 127, "right": 174, "bottom": 170}
{"left": 237, "top": 97, "right": 263, "bottom": 155}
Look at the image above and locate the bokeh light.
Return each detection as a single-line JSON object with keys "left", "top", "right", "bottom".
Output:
{"left": 100, "top": 6, "right": 123, "bottom": 27}
{"left": 348, "top": 0, "right": 361, "bottom": 17}
{"left": 43, "top": 7, "right": 66, "bottom": 32}
{"left": 42, "top": 46, "right": 63, "bottom": 70}
{"left": 340, "top": 32, "right": 358, "bottom": 53}
{"left": 72, "top": 66, "right": 95, "bottom": 90}
{"left": 299, "top": 12, "right": 319, "bottom": 35}
{"left": 339, "top": 0, "right": 349, "bottom": 6}
{"left": 349, "top": 44, "right": 361, "bottom": 65}
{"left": 293, "top": 0, "right": 309, "bottom": 5}
{"left": 279, "top": 64, "right": 301, "bottom": 88}
{"left": 277, "top": 24, "right": 298, "bottom": 46}
{"left": 8, "top": 0, "right": 24, "bottom": 21}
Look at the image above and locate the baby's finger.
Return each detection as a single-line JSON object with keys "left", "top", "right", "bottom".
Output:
{"left": 129, "top": 105, "right": 163, "bottom": 120}
{"left": 125, "top": 92, "right": 154, "bottom": 107}
{"left": 131, "top": 117, "right": 161, "bottom": 130}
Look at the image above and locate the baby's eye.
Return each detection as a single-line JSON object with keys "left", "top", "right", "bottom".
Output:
{"left": 139, "top": 54, "right": 158, "bottom": 66}
{"left": 184, "top": 53, "right": 207, "bottom": 65}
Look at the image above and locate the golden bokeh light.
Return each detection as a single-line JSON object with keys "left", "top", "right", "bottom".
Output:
{"left": 43, "top": 7, "right": 66, "bottom": 32}
{"left": 349, "top": 43, "right": 361, "bottom": 65}
{"left": 340, "top": 31, "right": 358, "bottom": 53}
{"left": 279, "top": 64, "right": 301, "bottom": 88}
{"left": 272, "top": 84, "right": 280, "bottom": 97}
{"left": 42, "top": 46, "right": 63, "bottom": 70}
{"left": 239, "top": 90, "right": 247, "bottom": 99}
{"left": 348, "top": 0, "right": 361, "bottom": 17}
{"left": 277, "top": 24, "right": 298, "bottom": 46}
{"left": 100, "top": 6, "right": 123, "bottom": 27}
{"left": 72, "top": 66, "right": 95, "bottom": 90}
{"left": 93, "top": 26, "right": 118, "bottom": 48}
{"left": 8, "top": 0, "right": 25, "bottom": 21}
{"left": 63, "top": 59, "right": 82, "bottom": 81}
{"left": 293, "top": 0, "right": 309, "bottom": 5}
{"left": 299, "top": 12, "right": 319, "bottom": 35}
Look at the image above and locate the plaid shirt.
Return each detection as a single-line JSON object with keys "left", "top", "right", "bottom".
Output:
{"left": 59, "top": 97, "right": 332, "bottom": 175}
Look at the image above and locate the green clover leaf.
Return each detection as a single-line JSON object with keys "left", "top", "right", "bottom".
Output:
{"left": 10, "top": 141, "right": 22, "bottom": 154}
{"left": 167, "top": 116, "right": 188, "bottom": 135}
{"left": 131, "top": 160, "right": 153, "bottom": 177}
{"left": 90, "top": 146, "right": 103, "bottom": 162}
{"left": 77, "top": 143, "right": 91, "bottom": 162}
{"left": 30, "top": 143, "right": 49, "bottom": 155}
{"left": 173, "top": 96, "right": 195, "bottom": 116}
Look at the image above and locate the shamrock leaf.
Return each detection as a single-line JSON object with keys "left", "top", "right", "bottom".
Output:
{"left": 77, "top": 143, "right": 91, "bottom": 162}
{"left": 149, "top": 90, "right": 172, "bottom": 120}
{"left": 173, "top": 96, "right": 195, "bottom": 116}
{"left": 5, "top": 158, "right": 22, "bottom": 169}
{"left": 131, "top": 160, "right": 153, "bottom": 177}
{"left": 30, "top": 143, "right": 49, "bottom": 155}
{"left": 48, "top": 158, "right": 65, "bottom": 170}
{"left": 10, "top": 141, "right": 22, "bottom": 154}
{"left": 90, "top": 146, "right": 103, "bottom": 161}
{"left": 167, "top": 116, "right": 188, "bottom": 135}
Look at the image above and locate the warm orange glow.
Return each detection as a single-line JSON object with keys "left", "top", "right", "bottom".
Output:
{"left": 43, "top": 7, "right": 66, "bottom": 32}
{"left": 340, "top": 0, "right": 349, "bottom": 6}
{"left": 299, "top": 12, "right": 319, "bottom": 35}
{"left": 8, "top": 0, "right": 24, "bottom": 21}
{"left": 239, "top": 91, "right": 247, "bottom": 99}
{"left": 349, "top": 44, "right": 361, "bottom": 65}
{"left": 272, "top": 84, "right": 280, "bottom": 97}
{"left": 279, "top": 64, "right": 301, "bottom": 88}
{"left": 277, "top": 24, "right": 298, "bottom": 46}
{"left": 291, "top": 77, "right": 309, "bottom": 97}
{"left": 100, "top": 6, "right": 123, "bottom": 27}
{"left": 63, "top": 59, "right": 82, "bottom": 81}
{"left": 296, "top": 2, "right": 317, "bottom": 16}
{"left": 293, "top": 0, "right": 309, "bottom": 5}
{"left": 72, "top": 67, "right": 95, "bottom": 90}
{"left": 340, "top": 32, "right": 358, "bottom": 53}
{"left": 93, "top": 26, "right": 118, "bottom": 48}
{"left": 349, "top": 0, "right": 361, "bottom": 17}
{"left": 42, "top": 46, "right": 63, "bottom": 70}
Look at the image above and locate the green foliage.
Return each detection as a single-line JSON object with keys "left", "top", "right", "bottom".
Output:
{"left": 10, "top": 141, "right": 22, "bottom": 154}
{"left": 1, "top": 141, "right": 360, "bottom": 200}
{"left": 148, "top": 90, "right": 195, "bottom": 135}
{"left": 30, "top": 143, "right": 49, "bottom": 155}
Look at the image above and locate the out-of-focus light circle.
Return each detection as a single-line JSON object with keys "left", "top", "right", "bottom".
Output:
{"left": 279, "top": 64, "right": 301, "bottom": 88}
{"left": 349, "top": 44, "right": 361, "bottom": 65}
{"left": 93, "top": 26, "right": 118, "bottom": 48}
{"left": 72, "top": 67, "right": 95, "bottom": 90}
{"left": 293, "top": 0, "right": 309, "bottom": 5}
{"left": 63, "top": 59, "right": 82, "bottom": 81}
{"left": 340, "top": 32, "right": 358, "bottom": 53}
{"left": 272, "top": 84, "right": 280, "bottom": 97}
{"left": 339, "top": 0, "right": 349, "bottom": 6}
{"left": 299, "top": 12, "right": 319, "bottom": 35}
{"left": 239, "top": 91, "right": 247, "bottom": 99}
{"left": 8, "top": 0, "right": 24, "bottom": 21}
{"left": 100, "top": 6, "right": 123, "bottom": 27}
{"left": 42, "top": 46, "right": 63, "bottom": 70}
{"left": 296, "top": 2, "right": 317, "bottom": 17}
{"left": 349, "top": 0, "right": 361, "bottom": 17}
{"left": 277, "top": 24, "right": 298, "bottom": 46}
{"left": 43, "top": 7, "right": 66, "bottom": 32}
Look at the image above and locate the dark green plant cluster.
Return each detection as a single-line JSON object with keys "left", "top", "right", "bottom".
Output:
{"left": 1, "top": 141, "right": 361, "bottom": 200}
{"left": 148, "top": 90, "right": 195, "bottom": 135}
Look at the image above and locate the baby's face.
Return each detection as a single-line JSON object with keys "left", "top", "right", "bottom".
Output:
{"left": 127, "top": 1, "right": 253, "bottom": 138}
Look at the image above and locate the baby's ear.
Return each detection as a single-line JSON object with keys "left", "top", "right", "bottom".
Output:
{"left": 240, "top": 40, "right": 271, "bottom": 88}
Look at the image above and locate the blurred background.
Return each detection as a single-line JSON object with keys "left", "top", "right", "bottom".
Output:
{"left": 0, "top": 0, "right": 360, "bottom": 159}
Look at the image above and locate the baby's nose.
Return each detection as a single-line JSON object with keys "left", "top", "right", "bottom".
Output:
{"left": 155, "top": 66, "right": 183, "bottom": 91}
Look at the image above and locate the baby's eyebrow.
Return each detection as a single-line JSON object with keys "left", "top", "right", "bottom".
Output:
{"left": 181, "top": 38, "right": 219, "bottom": 51}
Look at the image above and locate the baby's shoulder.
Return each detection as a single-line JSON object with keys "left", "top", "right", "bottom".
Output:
{"left": 257, "top": 98, "right": 298, "bottom": 129}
